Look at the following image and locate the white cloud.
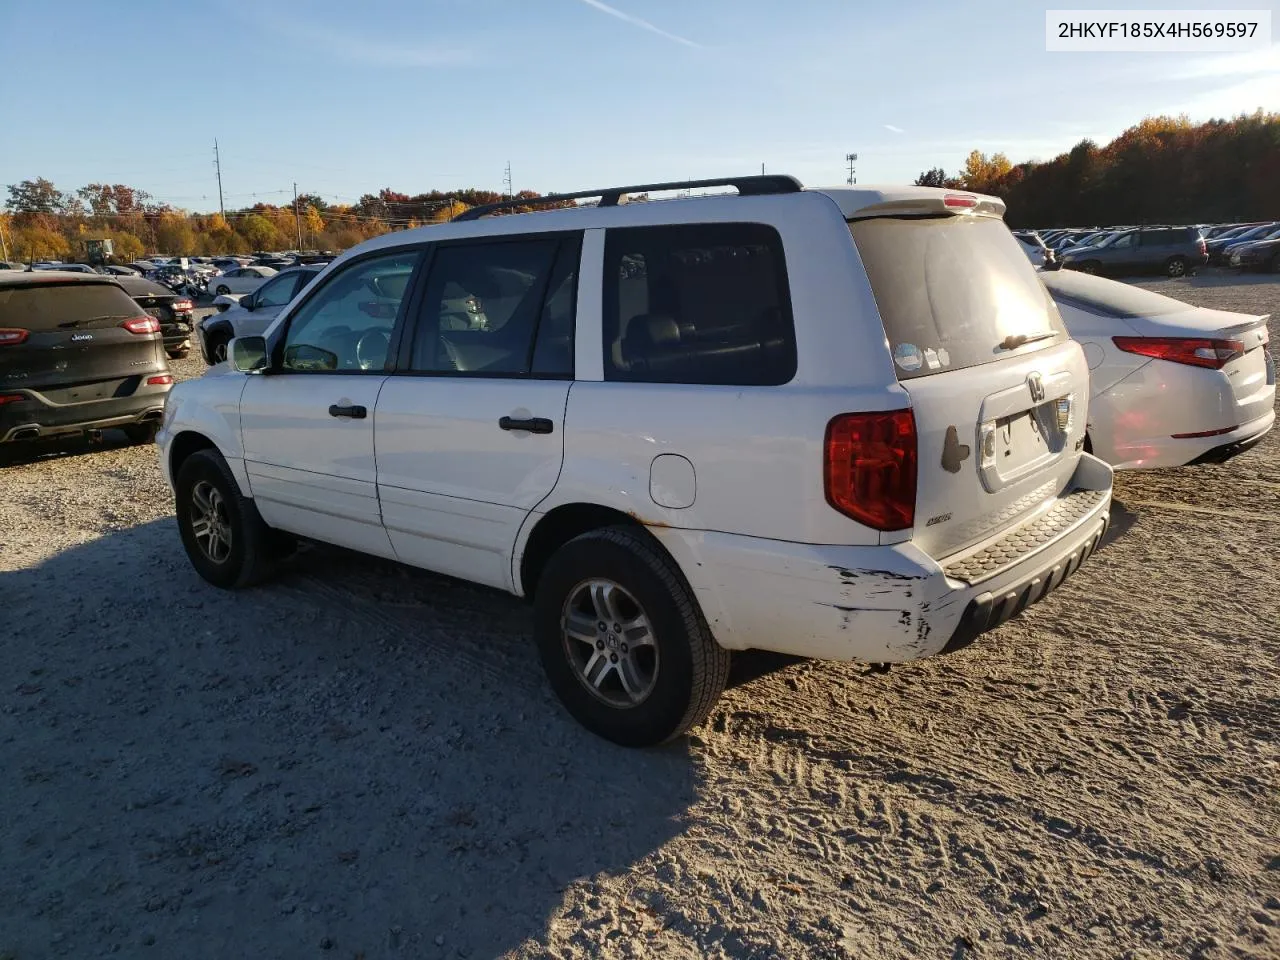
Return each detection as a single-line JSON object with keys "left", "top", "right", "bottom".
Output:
{"left": 883, "top": 124, "right": 904, "bottom": 134}
{"left": 573, "top": 0, "right": 701, "bottom": 49}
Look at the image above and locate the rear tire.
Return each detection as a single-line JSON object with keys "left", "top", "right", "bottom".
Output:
{"left": 1165, "top": 256, "right": 1188, "bottom": 278}
{"left": 215, "top": 284, "right": 230, "bottom": 296}
{"left": 175, "top": 449, "right": 279, "bottom": 589}
{"left": 534, "top": 526, "right": 729, "bottom": 747}
{"left": 167, "top": 348, "right": 190, "bottom": 360}
{"left": 123, "top": 423, "right": 158, "bottom": 445}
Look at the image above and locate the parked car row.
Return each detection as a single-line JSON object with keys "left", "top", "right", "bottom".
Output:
{"left": 150, "top": 177, "right": 1273, "bottom": 747}
{"left": 1018, "top": 220, "right": 1280, "bottom": 277}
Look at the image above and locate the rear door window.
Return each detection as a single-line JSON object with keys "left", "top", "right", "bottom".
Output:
{"left": 602, "top": 223, "right": 796, "bottom": 385}
{"left": 848, "top": 216, "right": 1065, "bottom": 380}
{"left": 408, "top": 236, "right": 574, "bottom": 377}
{"left": 0, "top": 282, "right": 143, "bottom": 331}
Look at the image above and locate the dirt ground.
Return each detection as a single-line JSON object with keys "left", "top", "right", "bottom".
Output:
{"left": 1, "top": 273, "right": 1276, "bottom": 959}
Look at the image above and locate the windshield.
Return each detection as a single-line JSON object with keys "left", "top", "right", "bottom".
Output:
{"left": 1230, "top": 224, "right": 1276, "bottom": 243}
{"left": 849, "top": 216, "right": 1066, "bottom": 380}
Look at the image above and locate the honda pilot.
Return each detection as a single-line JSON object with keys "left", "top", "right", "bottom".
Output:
{"left": 157, "top": 177, "right": 1113, "bottom": 746}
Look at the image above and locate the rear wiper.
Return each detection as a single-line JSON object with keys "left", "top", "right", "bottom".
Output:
{"left": 997, "top": 331, "right": 1057, "bottom": 351}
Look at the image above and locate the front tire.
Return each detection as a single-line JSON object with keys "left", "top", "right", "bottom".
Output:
{"left": 206, "top": 334, "right": 230, "bottom": 365}
{"left": 167, "top": 347, "right": 190, "bottom": 360}
{"left": 215, "top": 284, "right": 230, "bottom": 296}
{"left": 1165, "top": 256, "right": 1188, "bottom": 278}
{"left": 534, "top": 526, "right": 729, "bottom": 747}
{"left": 175, "top": 449, "right": 279, "bottom": 589}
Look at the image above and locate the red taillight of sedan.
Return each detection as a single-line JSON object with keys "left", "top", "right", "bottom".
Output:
{"left": 1112, "top": 336, "right": 1244, "bottom": 370}
{"left": 172, "top": 299, "right": 194, "bottom": 313}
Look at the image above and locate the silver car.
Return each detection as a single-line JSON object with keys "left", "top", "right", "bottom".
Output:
{"left": 196, "top": 265, "right": 322, "bottom": 364}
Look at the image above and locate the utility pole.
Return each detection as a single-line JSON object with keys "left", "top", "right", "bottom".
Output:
{"left": 293, "top": 181, "right": 302, "bottom": 249}
{"left": 0, "top": 217, "right": 8, "bottom": 261}
{"left": 213, "top": 140, "right": 225, "bottom": 219}
{"left": 503, "top": 161, "right": 513, "bottom": 200}
{"left": 846, "top": 152, "right": 858, "bottom": 185}
{"left": 761, "top": 162, "right": 765, "bottom": 175}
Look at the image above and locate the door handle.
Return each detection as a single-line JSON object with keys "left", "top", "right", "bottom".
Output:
{"left": 499, "top": 416, "right": 553, "bottom": 434}
{"left": 328, "top": 404, "right": 367, "bottom": 419}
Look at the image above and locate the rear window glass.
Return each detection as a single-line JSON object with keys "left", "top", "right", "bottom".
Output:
{"left": 1040, "top": 269, "right": 1187, "bottom": 318}
{"left": 602, "top": 223, "right": 796, "bottom": 386}
{"left": 0, "top": 283, "right": 142, "bottom": 331}
{"left": 848, "top": 216, "right": 1066, "bottom": 380}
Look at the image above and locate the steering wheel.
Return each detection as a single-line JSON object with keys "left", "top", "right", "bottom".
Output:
{"left": 355, "top": 329, "right": 390, "bottom": 371}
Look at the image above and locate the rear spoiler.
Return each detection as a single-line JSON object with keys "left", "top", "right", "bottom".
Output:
{"left": 849, "top": 193, "right": 1006, "bottom": 221}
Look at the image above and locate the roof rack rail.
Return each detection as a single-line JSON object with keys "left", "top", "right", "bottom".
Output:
{"left": 451, "top": 175, "right": 804, "bottom": 222}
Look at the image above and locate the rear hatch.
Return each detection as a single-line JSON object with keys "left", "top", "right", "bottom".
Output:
{"left": 0, "top": 280, "right": 167, "bottom": 401}
{"left": 849, "top": 209, "right": 1088, "bottom": 560}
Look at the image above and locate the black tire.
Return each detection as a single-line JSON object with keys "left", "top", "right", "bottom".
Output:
{"left": 206, "top": 333, "right": 230, "bottom": 365}
{"left": 1165, "top": 256, "right": 1188, "bottom": 278}
{"left": 534, "top": 525, "right": 729, "bottom": 747}
{"left": 123, "top": 423, "right": 158, "bottom": 445}
{"left": 167, "top": 348, "right": 190, "bottom": 360}
{"left": 1079, "top": 261, "right": 1101, "bottom": 275}
{"left": 1268, "top": 253, "right": 1280, "bottom": 274}
{"left": 215, "top": 284, "right": 230, "bottom": 296}
{"left": 174, "top": 449, "right": 278, "bottom": 589}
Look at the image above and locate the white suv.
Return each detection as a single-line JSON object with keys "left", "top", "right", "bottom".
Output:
{"left": 158, "top": 176, "right": 1113, "bottom": 746}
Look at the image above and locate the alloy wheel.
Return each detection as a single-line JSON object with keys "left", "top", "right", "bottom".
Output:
{"left": 561, "top": 579, "right": 659, "bottom": 708}
{"left": 190, "top": 480, "right": 232, "bottom": 563}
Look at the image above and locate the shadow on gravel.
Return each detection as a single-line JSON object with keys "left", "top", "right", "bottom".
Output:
{"left": 1096, "top": 498, "right": 1139, "bottom": 553}
{"left": 0, "top": 521, "right": 696, "bottom": 959}
{"left": 0, "top": 428, "right": 141, "bottom": 467}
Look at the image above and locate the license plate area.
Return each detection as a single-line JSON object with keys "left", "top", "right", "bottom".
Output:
{"left": 978, "top": 401, "right": 1068, "bottom": 492}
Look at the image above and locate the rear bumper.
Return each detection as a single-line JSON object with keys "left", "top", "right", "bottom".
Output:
{"left": 0, "top": 389, "right": 169, "bottom": 442}
{"left": 651, "top": 454, "right": 1114, "bottom": 663}
{"left": 1186, "top": 412, "right": 1274, "bottom": 464}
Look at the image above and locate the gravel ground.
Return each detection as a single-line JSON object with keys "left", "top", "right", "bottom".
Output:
{"left": 1, "top": 275, "right": 1277, "bottom": 960}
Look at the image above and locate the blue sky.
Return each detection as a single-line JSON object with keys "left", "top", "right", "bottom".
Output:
{"left": 2, "top": 0, "right": 1276, "bottom": 212}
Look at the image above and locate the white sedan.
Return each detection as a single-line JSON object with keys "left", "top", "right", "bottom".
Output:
{"left": 209, "top": 265, "right": 277, "bottom": 296}
{"left": 1043, "top": 270, "right": 1275, "bottom": 468}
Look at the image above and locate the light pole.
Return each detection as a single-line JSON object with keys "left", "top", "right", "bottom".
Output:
{"left": 846, "top": 153, "right": 858, "bottom": 185}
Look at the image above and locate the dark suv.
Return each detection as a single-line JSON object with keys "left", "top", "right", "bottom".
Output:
{"left": 0, "top": 272, "right": 172, "bottom": 445}
{"left": 1061, "top": 226, "right": 1207, "bottom": 278}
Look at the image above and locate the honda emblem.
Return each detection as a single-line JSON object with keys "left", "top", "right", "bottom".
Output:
{"left": 1027, "top": 372, "right": 1045, "bottom": 404}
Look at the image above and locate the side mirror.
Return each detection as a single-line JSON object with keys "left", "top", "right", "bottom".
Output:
{"left": 229, "top": 336, "right": 269, "bottom": 373}
{"left": 241, "top": 295, "right": 256, "bottom": 311}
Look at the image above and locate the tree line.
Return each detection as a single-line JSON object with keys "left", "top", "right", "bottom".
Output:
{"left": 0, "top": 180, "right": 561, "bottom": 263}
{"left": 916, "top": 111, "right": 1280, "bottom": 228}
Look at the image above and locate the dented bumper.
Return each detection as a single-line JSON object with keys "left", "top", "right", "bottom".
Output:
{"left": 652, "top": 455, "right": 1113, "bottom": 663}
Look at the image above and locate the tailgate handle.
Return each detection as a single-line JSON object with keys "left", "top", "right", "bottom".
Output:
{"left": 328, "top": 404, "right": 367, "bottom": 419}
{"left": 499, "top": 416, "right": 553, "bottom": 434}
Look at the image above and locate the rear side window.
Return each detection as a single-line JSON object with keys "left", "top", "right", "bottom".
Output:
{"left": 602, "top": 223, "right": 796, "bottom": 385}
{"left": 849, "top": 216, "right": 1065, "bottom": 380}
{"left": 0, "top": 283, "right": 142, "bottom": 331}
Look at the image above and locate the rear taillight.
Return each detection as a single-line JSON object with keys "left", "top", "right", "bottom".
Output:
{"left": 1112, "top": 336, "right": 1244, "bottom": 369}
{"left": 943, "top": 193, "right": 977, "bottom": 209}
{"left": 122, "top": 316, "right": 161, "bottom": 335}
{"left": 824, "top": 410, "right": 917, "bottom": 531}
{"left": 172, "top": 299, "right": 194, "bottom": 312}
{"left": 0, "top": 393, "right": 26, "bottom": 404}
{"left": 146, "top": 374, "right": 174, "bottom": 385}
{"left": 0, "top": 328, "right": 30, "bottom": 346}
{"left": 1198, "top": 239, "right": 1207, "bottom": 254}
